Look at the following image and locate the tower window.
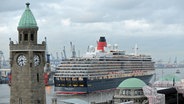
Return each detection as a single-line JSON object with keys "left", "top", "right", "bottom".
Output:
{"left": 37, "top": 73, "right": 39, "bottom": 82}
{"left": 31, "top": 34, "right": 34, "bottom": 41}
{"left": 19, "top": 34, "right": 22, "bottom": 41}
{"left": 37, "top": 100, "right": 40, "bottom": 104}
{"left": 24, "top": 34, "right": 28, "bottom": 41}
{"left": 30, "top": 63, "right": 32, "bottom": 67}
{"left": 19, "top": 98, "right": 22, "bottom": 104}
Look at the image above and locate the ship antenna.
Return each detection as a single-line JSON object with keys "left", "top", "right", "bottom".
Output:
{"left": 87, "top": 46, "right": 89, "bottom": 52}
{"left": 9, "top": 38, "right": 11, "bottom": 42}
{"left": 70, "top": 42, "right": 72, "bottom": 52}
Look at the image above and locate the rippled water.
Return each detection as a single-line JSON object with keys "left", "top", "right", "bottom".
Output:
{"left": 0, "top": 68, "right": 183, "bottom": 104}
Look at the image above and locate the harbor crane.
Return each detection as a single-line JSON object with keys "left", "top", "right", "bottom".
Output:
{"left": 0, "top": 51, "right": 6, "bottom": 69}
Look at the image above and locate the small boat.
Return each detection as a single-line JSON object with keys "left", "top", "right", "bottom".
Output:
{"left": 176, "top": 69, "right": 180, "bottom": 74}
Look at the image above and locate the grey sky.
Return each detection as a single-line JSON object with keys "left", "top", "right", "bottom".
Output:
{"left": 0, "top": 0, "right": 184, "bottom": 62}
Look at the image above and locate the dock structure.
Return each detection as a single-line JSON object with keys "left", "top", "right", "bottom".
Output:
{"left": 144, "top": 75, "right": 184, "bottom": 104}
{"left": 113, "top": 78, "right": 148, "bottom": 104}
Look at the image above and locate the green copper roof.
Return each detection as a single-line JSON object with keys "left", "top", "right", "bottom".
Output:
{"left": 18, "top": 3, "right": 38, "bottom": 29}
{"left": 118, "top": 78, "right": 146, "bottom": 88}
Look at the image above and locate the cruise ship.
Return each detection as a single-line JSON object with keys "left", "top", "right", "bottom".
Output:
{"left": 54, "top": 37, "right": 155, "bottom": 94}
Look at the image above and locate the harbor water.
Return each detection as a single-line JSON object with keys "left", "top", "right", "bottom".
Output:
{"left": 0, "top": 68, "right": 183, "bottom": 104}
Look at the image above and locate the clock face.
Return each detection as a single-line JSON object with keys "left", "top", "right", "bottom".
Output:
{"left": 17, "top": 55, "right": 27, "bottom": 66}
{"left": 34, "top": 55, "right": 40, "bottom": 66}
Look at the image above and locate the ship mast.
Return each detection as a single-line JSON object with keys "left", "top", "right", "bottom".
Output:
{"left": 63, "top": 46, "right": 67, "bottom": 59}
{"left": 70, "top": 42, "right": 76, "bottom": 58}
{"left": 134, "top": 44, "right": 138, "bottom": 56}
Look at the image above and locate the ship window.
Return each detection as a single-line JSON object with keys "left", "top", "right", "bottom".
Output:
{"left": 61, "top": 84, "right": 65, "bottom": 86}
{"left": 37, "top": 73, "right": 39, "bottom": 82}
{"left": 79, "top": 84, "right": 84, "bottom": 87}
{"left": 24, "top": 34, "right": 28, "bottom": 41}
{"left": 72, "top": 78, "right": 77, "bottom": 81}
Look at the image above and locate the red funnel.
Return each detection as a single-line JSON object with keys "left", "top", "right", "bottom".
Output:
{"left": 97, "top": 37, "right": 107, "bottom": 52}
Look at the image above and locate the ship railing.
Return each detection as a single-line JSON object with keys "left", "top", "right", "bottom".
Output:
{"left": 54, "top": 69, "right": 154, "bottom": 80}
{"left": 55, "top": 71, "right": 152, "bottom": 81}
{"left": 108, "top": 70, "right": 152, "bottom": 79}
{"left": 87, "top": 70, "right": 154, "bottom": 80}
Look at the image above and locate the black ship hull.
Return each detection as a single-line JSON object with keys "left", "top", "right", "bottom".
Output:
{"left": 54, "top": 74, "right": 153, "bottom": 94}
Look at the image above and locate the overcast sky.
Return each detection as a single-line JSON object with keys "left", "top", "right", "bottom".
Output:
{"left": 0, "top": 0, "right": 184, "bottom": 63}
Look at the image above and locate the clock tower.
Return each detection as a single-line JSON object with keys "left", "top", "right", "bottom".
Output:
{"left": 10, "top": 3, "right": 46, "bottom": 104}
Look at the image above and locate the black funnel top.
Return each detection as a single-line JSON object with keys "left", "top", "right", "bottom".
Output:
{"left": 99, "top": 37, "right": 106, "bottom": 42}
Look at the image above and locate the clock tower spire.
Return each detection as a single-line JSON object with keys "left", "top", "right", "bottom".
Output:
{"left": 10, "top": 3, "right": 46, "bottom": 104}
